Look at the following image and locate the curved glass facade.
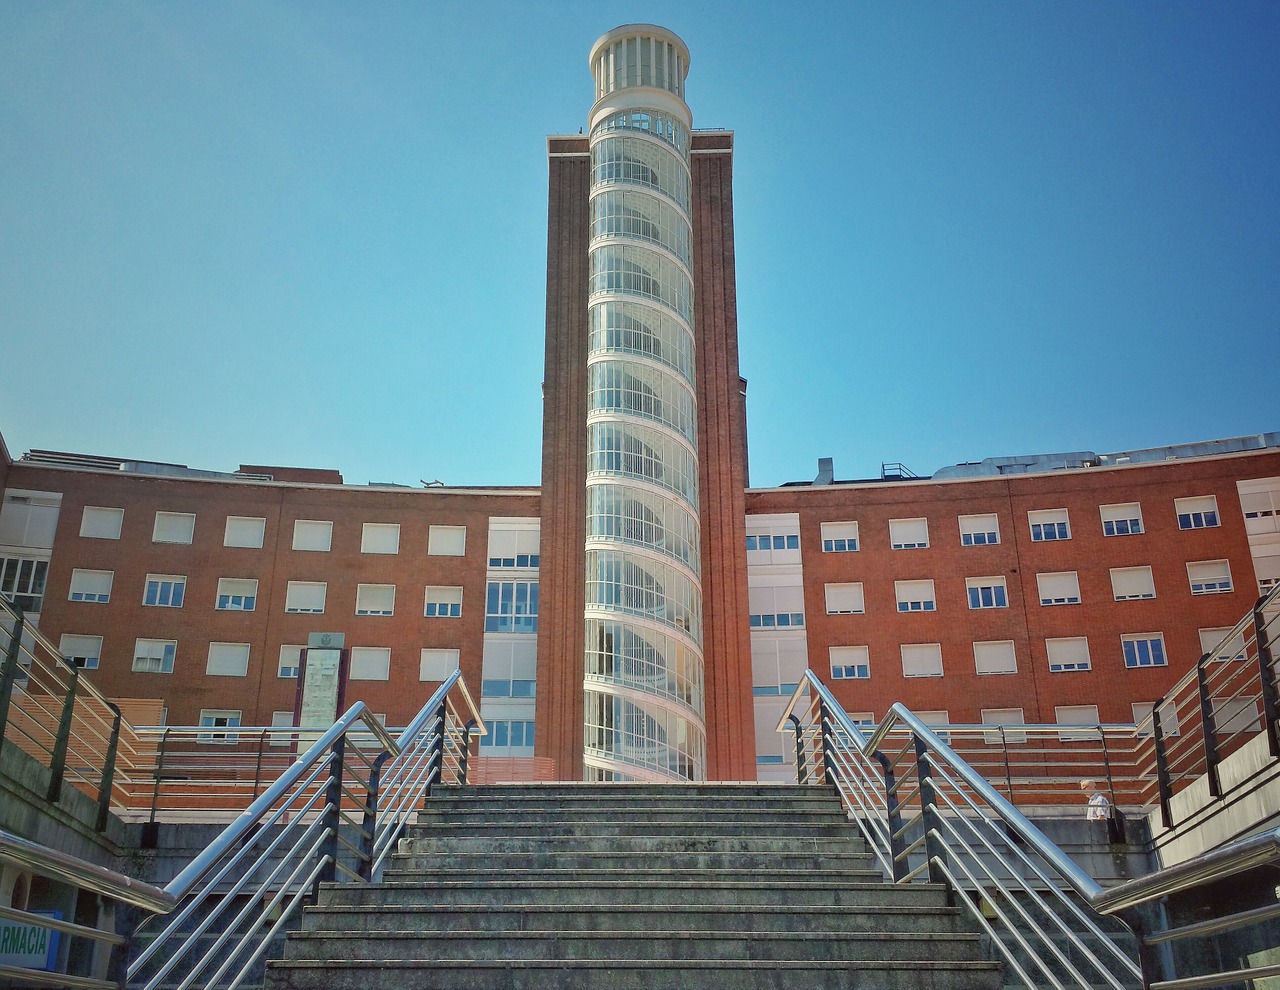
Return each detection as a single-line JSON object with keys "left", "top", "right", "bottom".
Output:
{"left": 584, "top": 25, "right": 706, "bottom": 782}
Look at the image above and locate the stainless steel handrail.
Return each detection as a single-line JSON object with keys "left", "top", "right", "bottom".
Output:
{"left": 0, "top": 827, "right": 172, "bottom": 913}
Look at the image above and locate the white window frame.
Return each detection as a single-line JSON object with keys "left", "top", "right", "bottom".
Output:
{"left": 958, "top": 513, "right": 1000, "bottom": 547}
{"left": 143, "top": 573, "right": 186, "bottom": 608}
{"left": 68, "top": 568, "right": 113, "bottom": 603}
{"left": 1046, "top": 637, "right": 1092, "bottom": 673}
{"left": 428, "top": 525, "right": 467, "bottom": 556}
{"left": 355, "top": 583, "right": 396, "bottom": 616}
{"left": 270, "top": 711, "right": 295, "bottom": 746}
{"left": 152, "top": 511, "right": 196, "bottom": 545}
{"left": 1110, "top": 566, "right": 1156, "bottom": 601}
{"left": 424, "top": 585, "right": 463, "bottom": 618}
{"left": 1187, "top": 560, "right": 1232, "bottom": 595}
{"left": 361, "top": 522, "right": 400, "bottom": 555}
{"left": 420, "top": 648, "right": 461, "bottom": 682}
{"left": 1175, "top": 495, "right": 1220, "bottom": 530}
{"left": 824, "top": 583, "right": 864, "bottom": 615}
{"left": 292, "top": 519, "right": 333, "bottom": 552}
{"left": 981, "top": 708, "right": 1027, "bottom": 744}
{"left": 1198, "top": 627, "right": 1247, "bottom": 662}
{"left": 1122, "top": 633, "right": 1167, "bottom": 669}
{"left": 820, "top": 521, "right": 859, "bottom": 553}
{"left": 223, "top": 516, "right": 266, "bottom": 549}
{"left": 888, "top": 517, "right": 929, "bottom": 550}
{"left": 830, "top": 645, "right": 870, "bottom": 680}
{"left": 1037, "top": 571, "right": 1081, "bottom": 606}
{"left": 59, "top": 633, "right": 103, "bottom": 670}
{"left": 133, "top": 638, "right": 177, "bottom": 674}
{"left": 278, "top": 644, "right": 304, "bottom": 678}
{"left": 1055, "top": 704, "right": 1102, "bottom": 742}
{"left": 349, "top": 646, "right": 391, "bottom": 681}
{"left": 901, "top": 643, "right": 943, "bottom": 678}
{"left": 206, "top": 642, "right": 250, "bottom": 677}
{"left": 216, "top": 578, "right": 258, "bottom": 611}
{"left": 895, "top": 579, "right": 936, "bottom": 613}
{"left": 198, "top": 709, "right": 242, "bottom": 744}
{"left": 80, "top": 506, "right": 124, "bottom": 540}
{"left": 284, "top": 581, "right": 326, "bottom": 614}
{"left": 1028, "top": 508, "right": 1071, "bottom": 542}
{"left": 966, "top": 576, "right": 1008, "bottom": 609}
{"left": 1100, "top": 502, "right": 1144, "bottom": 537}
{"left": 973, "top": 640, "right": 1017, "bottom": 675}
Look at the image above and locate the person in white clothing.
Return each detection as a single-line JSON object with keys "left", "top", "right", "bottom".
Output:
{"left": 1080, "top": 779, "right": 1110, "bottom": 821}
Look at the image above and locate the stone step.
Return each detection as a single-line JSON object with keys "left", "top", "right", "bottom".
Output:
{"left": 412, "top": 808, "right": 854, "bottom": 827}
{"left": 266, "top": 956, "right": 1003, "bottom": 990}
{"left": 385, "top": 849, "right": 876, "bottom": 872}
{"left": 402, "top": 821, "right": 859, "bottom": 840}
{"left": 298, "top": 902, "right": 971, "bottom": 934}
{"left": 277, "top": 928, "right": 985, "bottom": 962}
{"left": 428, "top": 784, "right": 832, "bottom": 799}
{"left": 398, "top": 832, "right": 863, "bottom": 853}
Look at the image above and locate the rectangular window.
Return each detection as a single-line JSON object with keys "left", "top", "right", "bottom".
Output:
{"left": 1187, "top": 560, "right": 1232, "bottom": 595}
{"left": 1199, "top": 627, "right": 1247, "bottom": 662}
{"left": 420, "top": 648, "right": 461, "bottom": 681}
{"left": 133, "top": 638, "right": 177, "bottom": 673}
{"left": 361, "top": 522, "right": 400, "bottom": 554}
{"left": 745, "top": 520, "right": 801, "bottom": 563}
{"left": 355, "top": 583, "right": 396, "bottom": 616}
{"left": 1028, "top": 508, "right": 1070, "bottom": 542}
{"left": 428, "top": 525, "right": 467, "bottom": 556}
{"left": 153, "top": 511, "right": 195, "bottom": 544}
{"left": 224, "top": 516, "right": 266, "bottom": 548}
{"left": 966, "top": 576, "right": 1008, "bottom": 609}
{"left": 270, "top": 710, "right": 295, "bottom": 746}
{"left": 488, "top": 528, "right": 540, "bottom": 568}
{"left": 1241, "top": 489, "right": 1280, "bottom": 536}
{"left": 144, "top": 574, "right": 186, "bottom": 608}
{"left": 424, "top": 585, "right": 463, "bottom": 617}
{"left": 830, "top": 645, "right": 870, "bottom": 680}
{"left": 1056, "top": 704, "right": 1101, "bottom": 742}
{"left": 974, "top": 640, "right": 1017, "bottom": 675}
{"left": 895, "top": 579, "right": 936, "bottom": 612}
{"left": 821, "top": 521, "right": 859, "bottom": 553}
{"left": 958, "top": 513, "right": 1000, "bottom": 546}
{"left": 889, "top": 517, "right": 929, "bottom": 550}
{"left": 80, "top": 506, "right": 124, "bottom": 540}
{"left": 750, "top": 638, "right": 807, "bottom": 698}
{"left": 216, "top": 578, "right": 258, "bottom": 611}
{"left": 278, "top": 644, "right": 303, "bottom": 678}
{"left": 1046, "top": 637, "right": 1091, "bottom": 673}
{"left": 0, "top": 556, "right": 49, "bottom": 612}
{"left": 484, "top": 580, "right": 539, "bottom": 633}
{"left": 479, "top": 720, "right": 537, "bottom": 752}
{"left": 901, "top": 643, "right": 943, "bottom": 678}
{"left": 1175, "top": 495, "right": 1219, "bottom": 530}
{"left": 1132, "top": 701, "right": 1181, "bottom": 737}
{"left": 292, "top": 519, "right": 333, "bottom": 552}
{"left": 481, "top": 637, "right": 537, "bottom": 698}
{"left": 68, "top": 568, "right": 113, "bottom": 603}
{"left": 198, "top": 709, "right": 241, "bottom": 744}
{"left": 1110, "top": 566, "right": 1156, "bottom": 600}
{"left": 59, "top": 633, "right": 102, "bottom": 670}
{"left": 981, "top": 708, "right": 1027, "bottom": 744}
{"left": 1100, "top": 502, "right": 1143, "bottom": 537}
{"left": 1213, "top": 698, "right": 1261, "bottom": 734}
{"left": 284, "top": 581, "right": 326, "bottom": 614}
{"left": 207, "top": 642, "right": 250, "bottom": 677}
{"left": 824, "top": 582, "right": 864, "bottom": 615}
{"left": 1037, "top": 571, "right": 1081, "bottom": 605}
{"left": 349, "top": 646, "right": 391, "bottom": 680}
{"left": 748, "top": 581, "right": 805, "bottom": 628}
{"left": 1122, "top": 633, "right": 1167, "bottom": 668}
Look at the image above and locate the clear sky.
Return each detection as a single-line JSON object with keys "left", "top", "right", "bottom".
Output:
{"left": 2, "top": 1, "right": 1277, "bottom": 488}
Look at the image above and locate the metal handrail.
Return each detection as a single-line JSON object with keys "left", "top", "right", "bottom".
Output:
{"left": 0, "top": 828, "right": 172, "bottom": 913}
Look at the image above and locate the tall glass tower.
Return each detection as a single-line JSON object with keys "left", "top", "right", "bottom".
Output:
{"left": 581, "top": 25, "right": 707, "bottom": 781}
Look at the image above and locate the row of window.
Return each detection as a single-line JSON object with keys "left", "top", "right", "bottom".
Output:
{"left": 748, "top": 496, "right": 1223, "bottom": 560}
{"left": 819, "top": 561, "right": 1234, "bottom": 616}
{"left": 63, "top": 573, "right": 539, "bottom": 627}
{"left": 79, "top": 507, "right": 538, "bottom": 563}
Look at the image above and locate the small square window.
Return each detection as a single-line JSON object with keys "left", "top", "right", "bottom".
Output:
{"left": 1110, "top": 566, "right": 1156, "bottom": 601}
{"left": 1122, "top": 633, "right": 1167, "bottom": 669}
{"left": 133, "top": 638, "right": 177, "bottom": 674}
{"left": 355, "top": 583, "right": 396, "bottom": 616}
{"left": 428, "top": 525, "right": 467, "bottom": 556}
{"left": 424, "top": 585, "right": 463, "bottom": 617}
{"left": 1175, "top": 495, "right": 1219, "bottom": 530}
{"left": 958, "top": 513, "right": 999, "bottom": 546}
{"left": 966, "top": 576, "right": 1008, "bottom": 609}
{"left": 894, "top": 579, "right": 936, "bottom": 612}
{"left": 901, "top": 643, "right": 943, "bottom": 678}
{"left": 1046, "top": 637, "right": 1091, "bottom": 673}
{"left": 820, "top": 521, "right": 859, "bottom": 553}
{"left": 824, "top": 583, "right": 864, "bottom": 615}
{"left": 292, "top": 520, "right": 333, "bottom": 552}
{"left": 361, "top": 523, "right": 400, "bottom": 555}
{"left": 198, "top": 709, "right": 242, "bottom": 744}
{"left": 284, "top": 581, "right": 326, "bottom": 614}
{"left": 153, "top": 511, "right": 196, "bottom": 544}
{"left": 1100, "top": 503, "right": 1143, "bottom": 537}
{"left": 349, "top": 647, "right": 391, "bottom": 680}
{"left": 216, "top": 578, "right": 258, "bottom": 611}
{"left": 745, "top": 521, "right": 801, "bottom": 563}
{"left": 889, "top": 517, "right": 929, "bottom": 550}
{"left": 420, "top": 648, "right": 460, "bottom": 682}
{"left": 68, "top": 568, "right": 113, "bottom": 603}
{"left": 144, "top": 574, "right": 186, "bottom": 608}
{"left": 830, "top": 645, "right": 870, "bottom": 680}
{"left": 1028, "top": 509, "right": 1070, "bottom": 542}
{"left": 1198, "top": 627, "right": 1246, "bottom": 662}
{"left": 270, "top": 710, "right": 295, "bottom": 746}
{"left": 59, "top": 633, "right": 102, "bottom": 670}
{"left": 207, "top": 642, "right": 250, "bottom": 677}
{"left": 981, "top": 708, "right": 1027, "bottom": 744}
{"left": 1187, "top": 560, "right": 1232, "bottom": 595}
{"left": 224, "top": 516, "right": 266, "bottom": 549}
{"left": 488, "top": 527, "right": 540, "bottom": 568}
{"left": 1055, "top": 705, "right": 1101, "bottom": 742}
{"left": 278, "top": 644, "right": 304, "bottom": 678}
{"left": 1037, "top": 571, "right": 1081, "bottom": 606}
{"left": 80, "top": 506, "right": 124, "bottom": 540}
{"left": 974, "top": 640, "right": 1017, "bottom": 675}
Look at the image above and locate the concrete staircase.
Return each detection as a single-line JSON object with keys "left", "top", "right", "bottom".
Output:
{"left": 265, "top": 783, "right": 1003, "bottom": 989}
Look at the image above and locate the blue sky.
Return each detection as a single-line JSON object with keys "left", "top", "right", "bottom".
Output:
{"left": 2, "top": 2, "right": 1277, "bottom": 487}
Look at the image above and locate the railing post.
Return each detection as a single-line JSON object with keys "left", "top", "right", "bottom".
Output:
{"left": 913, "top": 734, "right": 948, "bottom": 887}
{"left": 46, "top": 665, "right": 80, "bottom": 803}
{"left": 787, "top": 714, "right": 807, "bottom": 784}
{"left": 818, "top": 700, "right": 835, "bottom": 785}
{"left": 251, "top": 728, "right": 269, "bottom": 800}
{"left": 876, "top": 751, "right": 908, "bottom": 881}
{"left": 316, "top": 736, "right": 345, "bottom": 893}
{"left": 1152, "top": 707, "right": 1174, "bottom": 830}
{"left": 359, "top": 753, "right": 387, "bottom": 882}
{"left": 0, "top": 609, "right": 26, "bottom": 745}
{"left": 1253, "top": 598, "right": 1280, "bottom": 759}
{"left": 998, "top": 725, "right": 1016, "bottom": 805}
{"left": 142, "top": 727, "right": 171, "bottom": 848}
{"left": 95, "top": 703, "right": 121, "bottom": 832}
{"left": 428, "top": 701, "right": 447, "bottom": 794}
{"left": 458, "top": 719, "right": 477, "bottom": 785}
{"left": 1194, "top": 655, "right": 1222, "bottom": 798}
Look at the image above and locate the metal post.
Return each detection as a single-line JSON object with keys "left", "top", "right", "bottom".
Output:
{"left": 1152, "top": 707, "right": 1174, "bottom": 831}
{"left": 47, "top": 666, "right": 80, "bottom": 803}
{"left": 998, "top": 725, "right": 1015, "bottom": 805}
{"left": 458, "top": 719, "right": 477, "bottom": 785}
{"left": 876, "top": 751, "right": 908, "bottom": 881}
{"left": 251, "top": 728, "right": 269, "bottom": 800}
{"left": 1194, "top": 655, "right": 1222, "bottom": 798}
{"left": 95, "top": 704, "right": 121, "bottom": 832}
{"left": 0, "top": 610, "right": 26, "bottom": 744}
{"left": 787, "top": 714, "right": 807, "bottom": 784}
{"left": 427, "top": 701, "right": 447, "bottom": 797}
{"left": 143, "top": 727, "right": 171, "bottom": 849}
{"left": 358, "top": 754, "right": 386, "bottom": 882}
{"left": 914, "top": 734, "right": 948, "bottom": 887}
{"left": 316, "top": 736, "right": 345, "bottom": 892}
{"left": 818, "top": 700, "right": 835, "bottom": 785}
{"left": 1253, "top": 599, "right": 1280, "bottom": 759}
